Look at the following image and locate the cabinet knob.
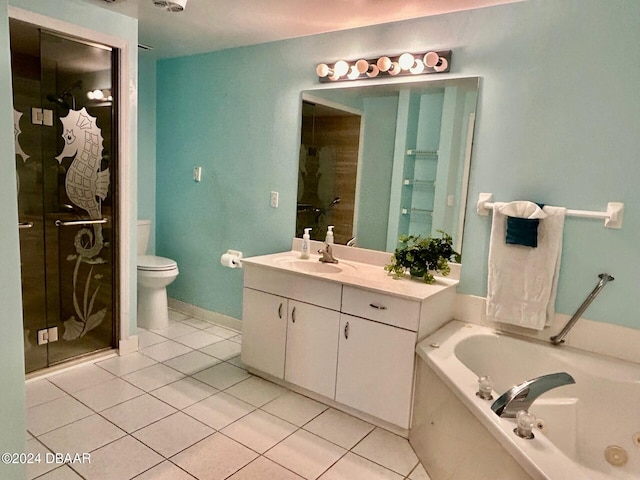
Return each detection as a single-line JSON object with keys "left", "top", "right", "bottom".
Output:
{"left": 369, "top": 303, "right": 387, "bottom": 310}
{"left": 292, "top": 306, "right": 296, "bottom": 323}
{"left": 278, "top": 303, "right": 283, "bottom": 319}
{"left": 344, "top": 321, "right": 349, "bottom": 339}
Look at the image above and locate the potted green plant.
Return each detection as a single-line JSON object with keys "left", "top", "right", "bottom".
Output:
{"left": 385, "top": 231, "right": 460, "bottom": 284}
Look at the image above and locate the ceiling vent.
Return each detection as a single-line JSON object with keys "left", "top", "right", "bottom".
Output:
{"left": 153, "top": 0, "right": 187, "bottom": 12}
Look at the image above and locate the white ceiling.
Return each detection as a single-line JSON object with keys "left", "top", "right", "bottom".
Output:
{"left": 80, "top": 0, "right": 523, "bottom": 59}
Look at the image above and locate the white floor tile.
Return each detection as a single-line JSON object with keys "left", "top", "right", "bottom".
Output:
{"left": 73, "top": 377, "right": 144, "bottom": 411}
{"left": 134, "top": 461, "right": 197, "bottom": 480}
{"left": 25, "top": 380, "right": 67, "bottom": 408}
{"left": 193, "top": 362, "right": 251, "bottom": 390}
{"left": 225, "top": 376, "right": 288, "bottom": 407}
{"left": 38, "top": 414, "right": 125, "bottom": 455}
{"left": 137, "top": 329, "right": 166, "bottom": 349}
{"left": 181, "top": 317, "right": 216, "bottom": 330}
{"left": 163, "top": 350, "right": 221, "bottom": 375}
{"left": 175, "top": 330, "right": 226, "bottom": 349}
{"left": 27, "top": 396, "right": 93, "bottom": 436}
{"left": 133, "top": 411, "right": 214, "bottom": 457}
{"left": 183, "top": 392, "right": 255, "bottom": 430}
{"left": 228, "top": 456, "right": 304, "bottom": 480}
{"left": 408, "top": 463, "right": 431, "bottom": 480}
{"left": 168, "top": 310, "right": 191, "bottom": 322}
{"left": 265, "top": 429, "right": 346, "bottom": 480}
{"left": 172, "top": 433, "right": 258, "bottom": 480}
{"left": 222, "top": 409, "right": 297, "bottom": 454}
{"left": 351, "top": 428, "right": 419, "bottom": 476}
{"left": 48, "top": 364, "right": 115, "bottom": 394}
{"left": 96, "top": 352, "right": 157, "bottom": 377}
{"left": 319, "top": 452, "right": 403, "bottom": 480}
{"left": 36, "top": 465, "right": 84, "bottom": 480}
{"left": 304, "top": 408, "right": 374, "bottom": 449}
{"left": 203, "top": 324, "right": 239, "bottom": 339}
{"left": 228, "top": 334, "right": 242, "bottom": 344}
{"left": 152, "top": 322, "right": 199, "bottom": 339}
{"left": 262, "top": 391, "right": 328, "bottom": 427}
{"left": 26, "top": 438, "right": 56, "bottom": 480}
{"left": 72, "top": 435, "right": 163, "bottom": 480}
{"left": 140, "top": 339, "right": 193, "bottom": 362}
{"left": 227, "top": 355, "right": 249, "bottom": 369}
{"left": 100, "top": 394, "right": 176, "bottom": 433}
{"left": 199, "top": 339, "right": 242, "bottom": 360}
{"left": 151, "top": 377, "right": 218, "bottom": 410}
{"left": 122, "top": 363, "right": 185, "bottom": 391}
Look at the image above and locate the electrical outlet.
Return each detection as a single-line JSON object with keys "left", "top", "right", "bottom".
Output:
{"left": 270, "top": 191, "right": 279, "bottom": 208}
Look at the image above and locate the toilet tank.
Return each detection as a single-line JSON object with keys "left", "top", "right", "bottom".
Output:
{"left": 137, "top": 219, "right": 151, "bottom": 255}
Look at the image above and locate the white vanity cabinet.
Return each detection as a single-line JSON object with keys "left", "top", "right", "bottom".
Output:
{"left": 241, "top": 252, "right": 457, "bottom": 433}
{"left": 284, "top": 300, "right": 340, "bottom": 399}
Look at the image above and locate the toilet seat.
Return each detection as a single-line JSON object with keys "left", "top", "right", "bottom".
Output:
{"left": 137, "top": 255, "right": 178, "bottom": 272}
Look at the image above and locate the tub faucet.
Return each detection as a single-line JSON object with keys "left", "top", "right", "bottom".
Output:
{"left": 318, "top": 243, "right": 338, "bottom": 264}
{"left": 491, "top": 372, "right": 575, "bottom": 418}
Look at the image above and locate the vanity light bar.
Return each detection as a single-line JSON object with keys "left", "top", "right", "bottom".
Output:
{"left": 316, "top": 50, "right": 451, "bottom": 83}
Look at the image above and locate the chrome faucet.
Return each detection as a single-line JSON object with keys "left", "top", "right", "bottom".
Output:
{"left": 491, "top": 372, "right": 575, "bottom": 418}
{"left": 318, "top": 243, "right": 338, "bottom": 264}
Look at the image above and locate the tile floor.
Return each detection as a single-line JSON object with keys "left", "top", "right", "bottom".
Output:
{"left": 24, "top": 310, "right": 431, "bottom": 480}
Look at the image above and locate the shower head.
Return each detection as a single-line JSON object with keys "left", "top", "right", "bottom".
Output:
{"left": 46, "top": 93, "right": 71, "bottom": 110}
{"left": 329, "top": 197, "right": 341, "bottom": 207}
{"left": 46, "top": 81, "right": 82, "bottom": 110}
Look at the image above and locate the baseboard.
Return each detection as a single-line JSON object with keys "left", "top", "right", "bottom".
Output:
{"left": 168, "top": 298, "right": 242, "bottom": 332}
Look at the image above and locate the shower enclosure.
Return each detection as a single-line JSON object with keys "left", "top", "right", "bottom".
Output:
{"left": 11, "top": 19, "right": 118, "bottom": 373}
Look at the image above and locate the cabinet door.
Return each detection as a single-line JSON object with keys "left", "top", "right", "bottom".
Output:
{"left": 336, "top": 314, "right": 416, "bottom": 429}
{"left": 285, "top": 300, "right": 340, "bottom": 399}
{"left": 241, "top": 288, "right": 287, "bottom": 379}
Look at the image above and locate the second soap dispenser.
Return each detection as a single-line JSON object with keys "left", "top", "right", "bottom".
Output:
{"left": 325, "top": 225, "right": 334, "bottom": 245}
{"left": 301, "top": 228, "right": 312, "bottom": 259}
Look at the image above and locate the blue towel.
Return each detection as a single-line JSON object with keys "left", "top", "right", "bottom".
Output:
{"left": 505, "top": 203, "right": 545, "bottom": 248}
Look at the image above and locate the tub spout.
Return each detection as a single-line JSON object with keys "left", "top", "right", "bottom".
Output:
{"left": 491, "top": 372, "right": 575, "bottom": 418}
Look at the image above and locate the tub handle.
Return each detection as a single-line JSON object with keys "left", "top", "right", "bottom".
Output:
{"left": 369, "top": 303, "right": 387, "bottom": 310}
{"left": 344, "top": 322, "right": 349, "bottom": 339}
{"left": 278, "top": 303, "right": 283, "bottom": 319}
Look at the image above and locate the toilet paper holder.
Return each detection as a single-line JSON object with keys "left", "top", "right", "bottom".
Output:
{"left": 221, "top": 249, "right": 243, "bottom": 268}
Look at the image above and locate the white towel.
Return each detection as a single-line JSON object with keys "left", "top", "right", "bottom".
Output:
{"left": 486, "top": 202, "right": 566, "bottom": 330}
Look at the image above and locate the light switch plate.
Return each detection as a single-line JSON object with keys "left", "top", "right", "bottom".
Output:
{"left": 270, "top": 191, "right": 279, "bottom": 208}
{"left": 193, "top": 166, "right": 202, "bottom": 182}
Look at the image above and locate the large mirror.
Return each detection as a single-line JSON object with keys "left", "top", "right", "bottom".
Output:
{"left": 296, "top": 77, "right": 479, "bottom": 258}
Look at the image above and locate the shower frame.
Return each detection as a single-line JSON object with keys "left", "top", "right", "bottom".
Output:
{"left": 10, "top": 6, "right": 137, "bottom": 368}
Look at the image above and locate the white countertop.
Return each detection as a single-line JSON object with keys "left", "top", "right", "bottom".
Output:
{"left": 242, "top": 250, "right": 459, "bottom": 301}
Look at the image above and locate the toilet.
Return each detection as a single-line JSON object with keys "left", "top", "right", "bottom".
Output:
{"left": 137, "top": 219, "right": 179, "bottom": 330}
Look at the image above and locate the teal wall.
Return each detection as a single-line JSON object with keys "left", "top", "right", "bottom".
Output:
{"left": 155, "top": 0, "right": 640, "bottom": 328}
{"left": 138, "top": 51, "right": 156, "bottom": 253}
{"left": 0, "top": 2, "right": 26, "bottom": 476}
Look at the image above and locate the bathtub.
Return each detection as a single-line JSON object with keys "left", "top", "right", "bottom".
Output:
{"left": 410, "top": 321, "right": 639, "bottom": 480}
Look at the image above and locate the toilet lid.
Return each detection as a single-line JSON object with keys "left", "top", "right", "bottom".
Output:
{"left": 138, "top": 255, "right": 178, "bottom": 271}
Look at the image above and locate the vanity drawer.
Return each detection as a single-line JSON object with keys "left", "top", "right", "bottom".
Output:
{"left": 341, "top": 285, "right": 420, "bottom": 331}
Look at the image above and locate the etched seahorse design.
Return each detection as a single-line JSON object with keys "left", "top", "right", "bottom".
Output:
{"left": 56, "top": 107, "right": 110, "bottom": 258}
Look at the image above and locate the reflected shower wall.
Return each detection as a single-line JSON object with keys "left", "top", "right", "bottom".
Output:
{"left": 297, "top": 101, "right": 360, "bottom": 245}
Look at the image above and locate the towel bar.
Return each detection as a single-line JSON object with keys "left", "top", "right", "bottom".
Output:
{"left": 476, "top": 193, "right": 624, "bottom": 229}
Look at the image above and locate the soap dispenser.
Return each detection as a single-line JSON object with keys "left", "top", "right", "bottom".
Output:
{"left": 301, "top": 228, "right": 312, "bottom": 259}
{"left": 325, "top": 226, "right": 334, "bottom": 245}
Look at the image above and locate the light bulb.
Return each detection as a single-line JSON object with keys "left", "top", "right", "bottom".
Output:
{"left": 87, "top": 91, "right": 95, "bottom": 100}
{"left": 355, "top": 59, "right": 370, "bottom": 74}
{"left": 410, "top": 60, "right": 425, "bottom": 74}
{"left": 398, "top": 53, "right": 415, "bottom": 70}
{"left": 367, "top": 65, "right": 380, "bottom": 78}
{"left": 334, "top": 60, "right": 349, "bottom": 77}
{"left": 434, "top": 57, "right": 448, "bottom": 72}
{"left": 316, "top": 63, "right": 331, "bottom": 77}
{"left": 92, "top": 89, "right": 104, "bottom": 100}
{"left": 388, "top": 62, "right": 401, "bottom": 76}
{"left": 423, "top": 51, "right": 439, "bottom": 68}
{"left": 376, "top": 56, "right": 391, "bottom": 72}
{"left": 347, "top": 66, "right": 360, "bottom": 80}
{"left": 329, "top": 72, "right": 341, "bottom": 81}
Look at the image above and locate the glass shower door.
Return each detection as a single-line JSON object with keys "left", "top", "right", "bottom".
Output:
{"left": 11, "top": 20, "right": 117, "bottom": 373}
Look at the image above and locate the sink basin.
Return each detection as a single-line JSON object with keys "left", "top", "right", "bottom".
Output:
{"left": 273, "top": 257, "right": 357, "bottom": 274}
